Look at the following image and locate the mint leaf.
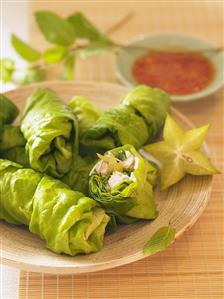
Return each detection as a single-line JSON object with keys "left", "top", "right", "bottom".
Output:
{"left": 68, "top": 12, "right": 111, "bottom": 43}
{"left": 11, "top": 34, "right": 41, "bottom": 62}
{"left": 0, "top": 58, "right": 15, "bottom": 82}
{"left": 22, "top": 67, "right": 45, "bottom": 85}
{"left": 79, "top": 41, "right": 114, "bottom": 59}
{"left": 143, "top": 226, "right": 176, "bottom": 256}
{"left": 62, "top": 53, "right": 76, "bottom": 80}
{"left": 44, "top": 46, "right": 68, "bottom": 64}
{"left": 35, "top": 11, "right": 75, "bottom": 46}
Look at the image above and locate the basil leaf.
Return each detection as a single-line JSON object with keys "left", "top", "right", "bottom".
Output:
{"left": 62, "top": 53, "right": 76, "bottom": 80}
{"left": 35, "top": 11, "right": 75, "bottom": 46}
{"left": 11, "top": 34, "right": 41, "bottom": 62}
{"left": 43, "top": 46, "right": 68, "bottom": 64}
{"left": 143, "top": 226, "right": 176, "bottom": 256}
{"left": 22, "top": 67, "right": 45, "bottom": 85}
{"left": 79, "top": 41, "right": 114, "bottom": 59}
{"left": 0, "top": 58, "right": 15, "bottom": 82}
{"left": 68, "top": 12, "right": 111, "bottom": 43}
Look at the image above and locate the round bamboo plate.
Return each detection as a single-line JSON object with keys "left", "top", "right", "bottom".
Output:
{"left": 1, "top": 81, "right": 212, "bottom": 274}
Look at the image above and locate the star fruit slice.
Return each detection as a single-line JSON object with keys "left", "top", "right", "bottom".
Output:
{"left": 144, "top": 114, "right": 220, "bottom": 189}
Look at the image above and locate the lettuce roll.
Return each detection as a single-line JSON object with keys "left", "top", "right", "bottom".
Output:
{"left": 59, "top": 96, "right": 100, "bottom": 193}
{"left": 0, "top": 94, "right": 19, "bottom": 126}
{"left": 0, "top": 125, "right": 29, "bottom": 167}
{"left": 81, "top": 85, "right": 170, "bottom": 154}
{"left": 21, "top": 88, "right": 78, "bottom": 177}
{"left": 89, "top": 144, "right": 158, "bottom": 223}
{"left": 81, "top": 105, "right": 149, "bottom": 153}
{"left": 62, "top": 154, "right": 97, "bottom": 195}
{"left": 121, "top": 85, "right": 171, "bottom": 140}
{"left": 0, "top": 159, "right": 110, "bottom": 256}
{"left": 0, "top": 93, "right": 19, "bottom": 140}
{"left": 0, "top": 95, "right": 29, "bottom": 166}
{"left": 68, "top": 96, "right": 101, "bottom": 137}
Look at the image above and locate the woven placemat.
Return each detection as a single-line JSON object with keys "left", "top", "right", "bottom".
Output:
{"left": 19, "top": 1, "right": 223, "bottom": 298}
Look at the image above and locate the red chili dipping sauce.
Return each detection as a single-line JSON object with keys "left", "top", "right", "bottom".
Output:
{"left": 132, "top": 50, "right": 215, "bottom": 95}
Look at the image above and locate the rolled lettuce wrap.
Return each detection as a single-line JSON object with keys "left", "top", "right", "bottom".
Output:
{"left": 62, "top": 154, "right": 97, "bottom": 195}
{"left": 0, "top": 94, "right": 19, "bottom": 126}
{"left": 81, "top": 85, "right": 170, "bottom": 154}
{"left": 0, "top": 125, "right": 29, "bottom": 167}
{"left": 81, "top": 105, "right": 149, "bottom": 153}
{"left": 0, "top": 159, "right": 42, "bottom": 225}
{"left": 68, "top": 96, "right": 101, "bottom": 137}
{"left": 89, "top": 144, "right": 158, "bottom": 223}
{"left": 121, "top": 85, "right": 171, "bottom": 141}
{"left": 0, "top": 159, "right": 110, "bottom": 256}
{"left": 0, "top": 95, "right": 29, "bottom": 166}
{"left": 61, "top": 96, "right": 100, "bottom": 194}
{"left": 0, "top": 93, "right": 19, "bottom": 140}
{"left": 21, "top": 88, "right": 78, "bottom": 177}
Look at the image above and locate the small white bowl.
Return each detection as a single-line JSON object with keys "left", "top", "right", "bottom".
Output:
{"left": 116, "top": 32, "right": 224, "bottom": 102}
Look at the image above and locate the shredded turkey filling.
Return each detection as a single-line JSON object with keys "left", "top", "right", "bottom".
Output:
{"left": 93, "top": 150, "right": 139, "bottom": 189}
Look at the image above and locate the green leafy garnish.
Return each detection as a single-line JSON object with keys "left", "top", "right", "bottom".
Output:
{"left": 143, "top": 226, "right": 176, "bottom": 255}
{"left": 22, "top": 67, "right": 45, "bottom": 85}
{"left": 67, "top": 12, "right": 111, "bottom": 43}
{"left": 116, "top": 150, "right": 126, "bottom": 161}
{"left": 11, "top": 34, "right": 41, "bottom": 62}
{"left": 62, "top": 53, "right": 76, "bottom": 80}
{"left": 1, "top": 10, "right": 130, "bottom": 85}
{"left": 35, "top": 11, "right": 75, "bottom": 46}
{"left": 144, "top": 115, "right": 220, "bottom": 189}
{"left": 79, "top": 40, "right": 114, "bottom": 59}
{"left": 0, "top": 58, "right": 15, "bottom": 83}
{"left": 43, "top": 46, "right": 68, "bottom": 64}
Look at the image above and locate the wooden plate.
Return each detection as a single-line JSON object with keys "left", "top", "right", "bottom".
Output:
{"left": 1, "top": 81, "right": 212, "bottom": 274}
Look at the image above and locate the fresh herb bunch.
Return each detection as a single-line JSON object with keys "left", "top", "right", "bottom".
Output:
{"left": 0, "top": 11, "right": 116, "bottom": 85}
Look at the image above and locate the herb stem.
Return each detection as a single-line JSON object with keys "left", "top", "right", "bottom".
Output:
{"left": 105, "top": 12, "right": 134, "bottom": 36}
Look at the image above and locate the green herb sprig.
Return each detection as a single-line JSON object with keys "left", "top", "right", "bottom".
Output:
{"left": 143, "top": 226, "right": 176, "bottom": 256}
{"left": 0, "top": 11, "right": 128, "bottom": 85}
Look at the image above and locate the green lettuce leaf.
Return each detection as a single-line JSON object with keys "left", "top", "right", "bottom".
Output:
{"left": 121, "top": 85, "right": 171, "bottom": 141}
{"left": 0, "top": 159, "right": 110, "bottom": 256}
{"left": 89, "top": 144, "right": 158, "bottom": 223}
{"left": 105, "top": 214, "right": 117, "bottom": 234}
{"left": 68, "top": 96, "right": 101, "bottom": 137}
{"left": 62, "top": 154, "right": 97, "bottom": 195}
{"left": 0, "top": 94, "right": 19, "bottom": 125}
{"left": 143, "top": 226, "right": 176, "bottom": 255}
{"left": 0, "top": 159, "right": 42, "bottom": 225}
{"left": 1, "top": 147, "right": 29, "bottom": 168}
{"left": 81, "top": 85, "right": 170, "bottom": 154}
{"left": 0, "top": 125, "right": 29, "bottom": 167}
{"left": 21, "top": 88, "right": 78, "bottom": 178}
{"left": 81, "top": 105, "right": 149, "bottom": 154}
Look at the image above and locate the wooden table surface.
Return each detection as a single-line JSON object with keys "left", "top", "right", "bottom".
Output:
{"left": 19, "top": 1, "right": 223, "bottom": 298}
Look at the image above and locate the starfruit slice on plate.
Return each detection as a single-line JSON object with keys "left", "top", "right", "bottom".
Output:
{"left": 144, "top": 114, "right": 220, "bottom": 190}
